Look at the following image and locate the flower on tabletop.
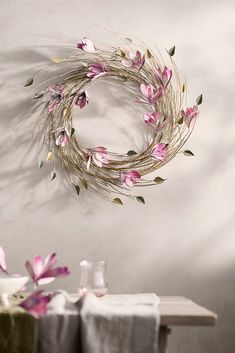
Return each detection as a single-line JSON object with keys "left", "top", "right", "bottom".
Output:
{"left": 87, "top": 62, "right": 109, "bottom": 79}
{"left": 0, "top": 247, "right": 7, "bottom": 275}
{"left": 121, "top": 51, "right": 145, "bottom": 70}
{"left": 151, "top": 143, "right": 168, "bottom": 161}
{"left": 19, "top": 291, "right": 51, "bottom": 317}
{"left": 52, "top": 126, "right": 70, "bottom": 147}
{"left": 137, "top": 83, "right": 164, "bottom": 105}
{"left": 76, "top": 37, "right": 96, "bottom": 53}
{"left": 74, "top": 91, "right": 89, "bottom": 109}
{"left": 25, "top": 253, "right": 70, "bottom": 286}
{"left": 155, "top": 66, "right": 172, "bottom": 88}
{"left": 87, "top": 147, "right": 108, "bottom": 170}
{"left": 45, "top": 85, "right": 64, "bottom": 112}
{"left": 120, "top": 170, "right": 141, "bottom": 187}
{"left": 181, "top": 105, "right": 199, "bottom": 127}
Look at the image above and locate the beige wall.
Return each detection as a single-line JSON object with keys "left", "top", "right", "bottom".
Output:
{"left": 0, "top": 0, "right": 234, "bottom": 352}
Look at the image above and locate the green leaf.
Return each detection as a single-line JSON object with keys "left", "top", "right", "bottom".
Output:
{"left": 168, "top": 46, "right": 175, "bottom": 57}
{"left": 127, "top": 150, "right": 137, "bottom": 156}
{"left": 124, "top": 37, "right": 132, "bottom": 44}
{"left": 33, "top": 93, "right": 43, "bottom": 99}
{"left": 24, "top": 78, "right": 34, "bottom": 87}
{"left": 74, "top": 185, "right": 80, "bottom": 195}
{"left": 38, "top": 160, "right": 44, "bottom": 169}
{"left": 154, "top": 176, "right": 166, "bottom": 184}
{"left": 120, "top": 75, "right": 128, "bottom": 82}
{"left": 183, "top": 149, "right": 194, "bottom": 156}
{"left": 196, "top": 94, "right": 203, "bottom": 105}
{"left": 136, "top": 196, "right": 145, "bottom": 204}
{"left": 119, "top": 49, "right": 126, "bottom": 57}
{"left": 182, "top": 84, "right": 185, "bottom": 93}
{"left": 113, "top": 198, "right": 123, "bottom": 205}
{"left": 81, "top": 180, "right": 88, "bottom": 189}
{"left": 71, "top": 128, "right": 75, "bottom": 136}
{"left": 146, "top": 49, "right": 152, "bottom": 59}
{"left": 51, "top": 171, "right": 56, "bottom": 180}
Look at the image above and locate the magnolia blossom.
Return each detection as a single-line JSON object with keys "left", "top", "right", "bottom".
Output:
{"left": 181, "top": 105, "right": 199, "bottom": 127}
{"left": 87, "top": 62, "right": 108, "bottom": 79}
{"left": 19, "top": 291, "right": 51, "bottom": 317}
{"left": 87, "top": 147, "right": 108, "bottom": 170}
{"left": 155, "top": 66, "right": 172, "bottom": 88}
{"left": 0, "top": 247, "right": 7, "bottom": 274}
{"left": 144, "top": 112, "right": 168, "bottom": 132}
{"left": 76, "top": 38, "right": 96, "bottom": 53}
{"left": 74, "top": 91, "right": 89, "bottom": 109}
{"left": 45, "top": 85, "right": 64, "bottom": 113}
{"left": 151, "top": 143, "right": 168, "bottom": 161}
{"left": 25, "top": 253, "right": 70, "bottom": 286}
{"left": 138, "top": 83, "right": 164, "bottom": 105}
{"left": 144, "top": 112, "right": 161, "bottom": 125}
{"left": 52, "top": 126, "right": 70, "bottom": 147}
{"left": 121, "top": 51, "right": 145, "bottom": 70}
{"left": 120, "top": 170, "right": 141, "bottom": 187}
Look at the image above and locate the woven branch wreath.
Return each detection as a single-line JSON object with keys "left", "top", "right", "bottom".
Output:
{"left": 25, "top": 37, "right": 202, "bottom": 205}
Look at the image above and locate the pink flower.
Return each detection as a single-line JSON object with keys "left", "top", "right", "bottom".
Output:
{"left": 46, "top": 85, "right": 64, "bottom": 112}
{"left": 144, "top": 112, "right": 168, "bottom": 132}
{"left": 151, "top": 143, "right": 168, "bottom": 161}
{"left": 52, "top": 126, "right": 70, "bottom": 147}
{"left": 120, "top": 170, "right": 141, "bottom": 187}
{"left": 87, "top": 62, "right": 108, "bottom": 79}
{"left": 155, "top": 66, "right": 172, "bottom": 88}
{"left": 87, "top": 147, "right": 108, "bottom": 170}
{"left": 25, "top": 253, "right": 70, "bottom": 286}
{"left": 181, "top": 105, "right": 199, "bottom": 127}
{"left": 121, "top": 51, "right": 145, "bottom": 70}
{"left": 76, "top": 38, "right": 96, "bottom": 53}
{"left": 74, "top": 91, "right": 89, "bottom": 109}
{"left": 138, "top": 83, "right": 164, "bottom": 105}
{"left": 19, "top": 291, "right": 51, "bottom": 317}
{"left": 0, "top": 247, "right": 7, "bottom": 274}
{"left": 144, "top": 112, "right": 161, "bottom": 125}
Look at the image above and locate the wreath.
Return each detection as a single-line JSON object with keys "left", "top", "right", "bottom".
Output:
{"left": 25, "top": 36, "right": 202, "bottom": 205}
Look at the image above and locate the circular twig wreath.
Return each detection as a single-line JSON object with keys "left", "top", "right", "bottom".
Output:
{"left": 25, "top": 36, "right": 202, "bottom": 204}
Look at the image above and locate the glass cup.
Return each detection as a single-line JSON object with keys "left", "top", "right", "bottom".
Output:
{"left": 78, "top": 260, "right": 108, "bottom": 297}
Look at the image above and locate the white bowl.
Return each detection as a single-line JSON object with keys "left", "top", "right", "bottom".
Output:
{"left": 0, "top": 276, "right": 29, "bottom": 307}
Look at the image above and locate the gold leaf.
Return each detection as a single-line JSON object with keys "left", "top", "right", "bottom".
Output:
{"left": 46, "top": 151, "right": 53, "bottom": 161}
{"left": 51, "top": 56, "right": 62, "bottom": 64}
{"left": 146, "top": 49, "right": 152, "bottom": 59}
{"left": 113, "top": 198, "right": 123, "bottom": 205}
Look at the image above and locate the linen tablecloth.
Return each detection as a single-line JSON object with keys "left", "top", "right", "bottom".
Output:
{"left": 0, "top": 292, "right": 160, "bottom": 353}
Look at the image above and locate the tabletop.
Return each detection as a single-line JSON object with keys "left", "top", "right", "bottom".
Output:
{"left": 159, "top": 296, "right": 217, "bottom": 326}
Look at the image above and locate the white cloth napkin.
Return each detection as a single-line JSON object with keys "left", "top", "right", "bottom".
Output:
{"left": 80, "top": 293, "right": 160, "bottom": 353}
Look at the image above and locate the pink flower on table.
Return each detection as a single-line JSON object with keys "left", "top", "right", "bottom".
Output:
{"left": 19, "top": 291, "right": 51, "bottom": 317}
{"left": 137, "top": 83, "right": 164, "bottom": 105}
{"left": 121, "top": 51, "right": 145, "bottom": 70}
{"left": 87, "top": 62, "right": 109, "bottom": 79}
{"left": 74, "top": 91, "right": 89, "bottom": 109}
{"left": 151, "top": 143, "right": 168, "bottom": 161}
{"left": 181, "top": 105, "right": 199, "bottom": 127}
{"left": 45, "top": 85, "right": 64, "bottom": 113}
{"left": 120, "top": 170, "right": 141, "bottom": 187}
{"left": 0, "top": 247, "right": 7, "bottom": 274}
{"left": 87, "top": 147, "right": 108, "bottom": 170}
{"left": 52, "top": 126, "right": 70, "bottom": 147}
{"left": 155, "top": 66, "right": 172, "bottom": 88}
{"left": 25, "top": 253, "right": 70, "bottom": 286}
{"left": 76, "top": 38, "right": 96, "bottom": 53}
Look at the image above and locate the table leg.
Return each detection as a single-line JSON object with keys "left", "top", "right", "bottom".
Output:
{"left": 158, "top": 326, "right": 171, "bottom": 353}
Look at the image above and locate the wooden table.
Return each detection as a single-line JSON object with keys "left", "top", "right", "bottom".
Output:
{"left": 158, "top": 296, "right": 217, "bottom": 353}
